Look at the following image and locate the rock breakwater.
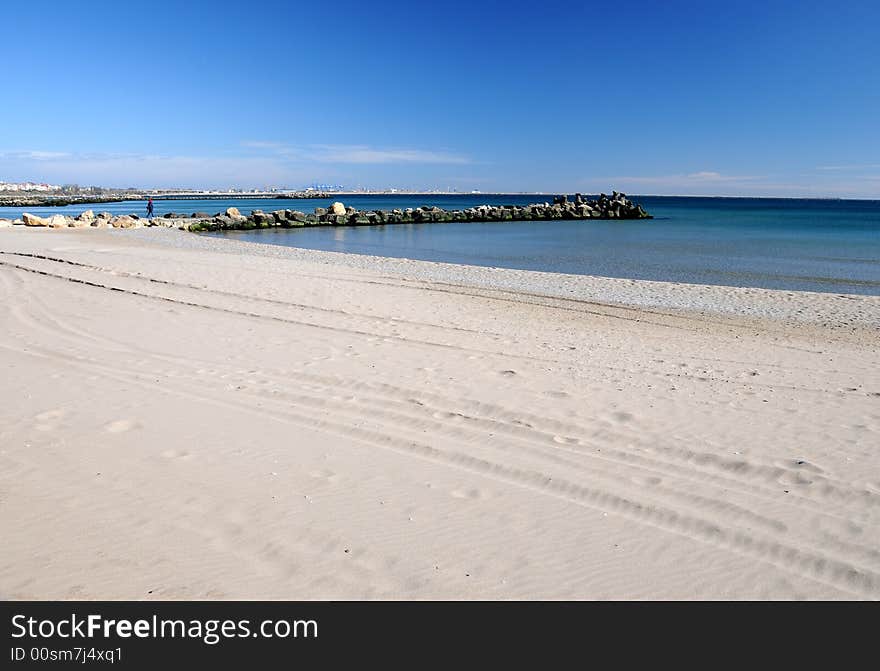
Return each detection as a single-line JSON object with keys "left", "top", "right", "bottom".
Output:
{"left": 3, "top": 193, "right": 650, "bottom": 232}
{"left": 187, "top": 193, "right": 650, "bottom": 232}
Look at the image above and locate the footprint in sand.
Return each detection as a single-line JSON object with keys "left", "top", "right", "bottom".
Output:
{"left": 309, "top": 469, "right": 342, "bottom": 485}
{"left": 433, "top": 411, "right": 466, "bottom": 421}
{"left": 778, "top": 470, "right": 815, "bottom": 486}
{"left": 104, "top": 419, "right": 141, "bottom": 433}
{"left": 451, "top": 488, "right": 489, "bottom": 500}
{"left": 611, "top": 411, "right": 635, "bottom": 423}
{"left": 499, "top": 370, "right": 517, "bottom": 377}
{"left": 160, "top": 449, "right": 194, "bottom": 461}
{"left": 776, "top": 457, "right": 824, "bottom": 474}
{"left": 552, "top": 435, "right": 580, "bottom": 445}
{"left": 33, "top": 408, "right": 66, "bottom": 431}
{"left": 544, "top": 390, "right": 569, "bottom": 399}
{"left": 34, "top": 408, "right": 65, "bottom": 421}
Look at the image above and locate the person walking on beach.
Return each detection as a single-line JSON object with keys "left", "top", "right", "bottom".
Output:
{"left": 147, "top": 197, "right": 154, "bottom": 218}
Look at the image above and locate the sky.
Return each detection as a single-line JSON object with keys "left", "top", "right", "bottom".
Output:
{"left": 2, "top": 0, "right": 879, "bottom": 197}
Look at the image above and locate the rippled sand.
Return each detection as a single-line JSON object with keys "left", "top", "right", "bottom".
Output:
{"left": 1, "top": 227, "right": 878, "bottom": 599}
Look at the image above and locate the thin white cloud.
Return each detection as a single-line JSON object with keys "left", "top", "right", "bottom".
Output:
{"left": 0, "top": 150, "right": 73, "bottom": 160}
{"left": 310, "top": 145, "right": 470, "bottom": 164}
{"left": 580, "top": 170, "right": 880, "bottom": 198}
{"left": 5, "top": 149, "right": 878, "bottom": 196}
{"left": 241, "top": 141, "right": 471, "bottom": 165}
{"left": 240, "top": 141, "right": 288, "bottom": 151}
{"left": 815, "top": 164, "right": 880, "bottom": 171}
{"left": 0, "top": 150, "right": 324, "bottom": 189}
{"left": 0, "top": 144, "right": 472, "bottom": 189}
{"left": 684, "top": 171, "right": 764, "bottom": 181}
{"left": 594, "top": 171, "right": 764, "bottom": 187}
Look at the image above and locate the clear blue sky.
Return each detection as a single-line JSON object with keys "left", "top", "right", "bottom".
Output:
{"left": 2, "top": 0, "right": 878, "bottom": 196}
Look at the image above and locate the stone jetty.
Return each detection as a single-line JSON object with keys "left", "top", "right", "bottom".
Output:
{"left": 186, "top": 193, "right": 650, "bottom": 232}
{"left": 4, "top": 193, "right": 650, "bottom": 232}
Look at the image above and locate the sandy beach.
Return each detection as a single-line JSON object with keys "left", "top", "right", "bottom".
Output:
{"left": 1, "top": 226, "right": 878, "bottom": 600}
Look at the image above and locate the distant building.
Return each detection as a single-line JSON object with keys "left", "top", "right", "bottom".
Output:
{"left": 304, "top": 183, "right": 344, "bottom": 192}
{"left": 0, "top": 181, "right": 60, "bottom": 192}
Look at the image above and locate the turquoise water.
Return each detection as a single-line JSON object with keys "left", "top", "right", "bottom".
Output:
{"left": 3, "top": 195, "right": 878, "bottom": 295}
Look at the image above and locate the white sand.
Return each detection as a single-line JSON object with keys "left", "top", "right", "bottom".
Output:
{"left": 1, "top": 227, "right": 878, "bottom": 600}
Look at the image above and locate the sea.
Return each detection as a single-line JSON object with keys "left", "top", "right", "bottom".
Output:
{"left": 2, "top": 195, "right": 878, "bottom": 296}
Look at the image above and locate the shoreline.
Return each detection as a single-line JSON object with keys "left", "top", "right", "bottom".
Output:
{"left": 4, "top": 224, "right": 880, "bottom": 328}
{"left": 127, "top": 227, "right": 880, "bottom": 330}
{"left": 1, "top": 226, "right": 878, "bottom": 600}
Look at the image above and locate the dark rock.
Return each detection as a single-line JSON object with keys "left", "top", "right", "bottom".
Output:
{"left": 252, "top": 212, "right": 275, "bottom": 226}
{"left": 174, "top": 192, "right": 649, "bottom": 234}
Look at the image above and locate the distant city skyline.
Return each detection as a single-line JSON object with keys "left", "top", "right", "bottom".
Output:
{"left": 2, "top": 0, "right": 878, "bottom": 198}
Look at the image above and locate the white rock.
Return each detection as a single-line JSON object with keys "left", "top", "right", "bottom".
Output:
{"left": 111, "top": 215, "right": 140, "bottom": 229}
{"left": 22, "top": 212, "right": 47, "bottom": 227}
{"left": 46, "top": 215, "right": 69, "bottom": 228}
{"left": 330, "top": 202, "right": 346, "bottom": 215}
{"left": 225, "top": 206, "right": 241, "bottom": 217}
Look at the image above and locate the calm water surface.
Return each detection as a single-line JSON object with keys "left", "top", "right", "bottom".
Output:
{"left": 3, "top": 195, "right": 878, "bottom": 295}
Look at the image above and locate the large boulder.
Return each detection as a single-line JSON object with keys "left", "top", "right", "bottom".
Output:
{"left": 75, "top": 209, "right": 95, "bottom": 223}
{"left": 252, "top": 212, "right": 275, "bottom": 226}
{"left": 110, "top": 215, "right": 139, "bottom": 229}
{"left": 225, "top": 206, "right": 241, "bottom": 218}
{"left": 330, "top": 201, "right": 346, "bottom": 215}
{"left": 22, "top": 212, "right": 47, "bottom": 227}
{"left": 46, "top": 214, "right": 69, "bottom": 228}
